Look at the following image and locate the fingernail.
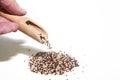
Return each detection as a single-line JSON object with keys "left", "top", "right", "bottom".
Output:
{"left": 19, "top": 8, "right": 27, "bottom": 15}
{"left": 11, "top": 22, "right": 19, "bottom": 32}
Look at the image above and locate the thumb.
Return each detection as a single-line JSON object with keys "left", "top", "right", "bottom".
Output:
{"left": 0, "top": 0, "right": 26, "bottom": 16}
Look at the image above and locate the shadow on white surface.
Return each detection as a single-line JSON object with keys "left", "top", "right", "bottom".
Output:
{"left": 0, "top": 36, "right": 82, "bottom": 80}
{"left": 0, "top": 36, "right": 43, "bottom": 61}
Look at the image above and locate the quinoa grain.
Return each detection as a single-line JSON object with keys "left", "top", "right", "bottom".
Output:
{"left": 28, "top": 51, "right": 79, "bottom": 75}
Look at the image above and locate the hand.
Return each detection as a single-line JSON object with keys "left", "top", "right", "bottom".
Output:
{"left": 0, "top": 0, "right": 26, "bottom": 35}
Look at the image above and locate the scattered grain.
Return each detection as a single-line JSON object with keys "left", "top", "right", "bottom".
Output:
{"left": 28, "top": 51, "right": 79, "bottom": 75}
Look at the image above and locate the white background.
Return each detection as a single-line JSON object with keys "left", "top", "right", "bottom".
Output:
{"left": 0, "top": 0, "right": 120, "bottom": 80}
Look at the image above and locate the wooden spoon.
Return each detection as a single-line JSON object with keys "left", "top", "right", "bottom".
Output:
{"left": 0, "top": 11, "right": 48, "bottom": 44}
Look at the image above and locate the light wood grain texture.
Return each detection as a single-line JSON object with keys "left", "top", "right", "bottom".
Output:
{"left": 0, "top": 11, "right": 48, "bottom": 44}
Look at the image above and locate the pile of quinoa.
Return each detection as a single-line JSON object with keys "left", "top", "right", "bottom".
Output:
{"left": 28, "top": 51, "right": 79, "bottom": 75}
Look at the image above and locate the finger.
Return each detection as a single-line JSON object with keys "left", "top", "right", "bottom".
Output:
{"left": 0, "top": 0, "right": 26, "bottom": 16}
{"left": 0, "top": 22, "right": 18, "bottom": 34}
{"left": 0, "top": 16, "right": 18, "bottom": 34}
